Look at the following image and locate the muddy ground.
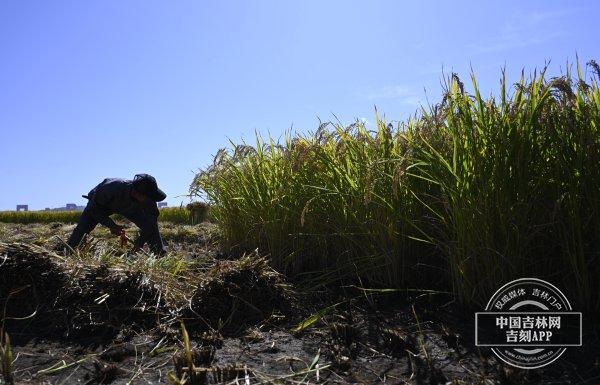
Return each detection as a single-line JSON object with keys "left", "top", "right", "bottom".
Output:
{"left": 0, "top": 222, "right": 598, "bottom": 384}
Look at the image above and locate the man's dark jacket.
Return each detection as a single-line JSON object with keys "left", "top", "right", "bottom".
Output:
{"left": 85, "top": 178, "right": 160, "bottom": 230}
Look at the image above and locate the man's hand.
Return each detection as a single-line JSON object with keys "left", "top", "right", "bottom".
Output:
{"left": 110, "top": 225, "right": 125, "bottom": 236}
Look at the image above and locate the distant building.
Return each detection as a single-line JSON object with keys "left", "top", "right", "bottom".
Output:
{"left": 157, "top": 202, "right": 168, "bottom": 208}
{"left": 14, "top": 203, "right": 85, "bottom": 212}
{"left": 45, "top": 204, "right": 85, "bottom": 212}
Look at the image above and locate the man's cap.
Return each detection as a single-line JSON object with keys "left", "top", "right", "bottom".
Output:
{"left": 132, "top": 174, "right": 167, "bottom": 202}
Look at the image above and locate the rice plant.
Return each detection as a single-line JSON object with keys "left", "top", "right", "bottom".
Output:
{"left": 193, "top": 119, "right": 440, "bottom": 289}
{"left": 413, "top": 64, "right": 600, "bottom": 309}
{"left": 158, "top": 207, "right": 196, "bottom": 224}
{"left": 0, "top": 332, "right": 14, "bottom": 385}
{"left": 192, "top": 61, "right": 600, "bottom": 311}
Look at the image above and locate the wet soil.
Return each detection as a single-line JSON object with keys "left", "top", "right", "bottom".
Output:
{"left": 0, "top": 223, "right": 598, "bottom": 384}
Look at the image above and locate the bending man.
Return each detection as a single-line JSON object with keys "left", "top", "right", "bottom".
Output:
{"left": 67, "top": 174, "right": 167, "bottom": 255}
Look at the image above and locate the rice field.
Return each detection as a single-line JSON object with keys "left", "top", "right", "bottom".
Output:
{"left": 0, "top": 205, "right": 208, "bottom": 225}
{"left": 0, "top": 210, "right": 82, "bottom": 224}
{"left": 192, "top": 63, "right": 600, "bottom": 312}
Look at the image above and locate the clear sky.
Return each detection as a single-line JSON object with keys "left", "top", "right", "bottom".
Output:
{"left": 1, "top": 1, "right": 598, "bottom": 210}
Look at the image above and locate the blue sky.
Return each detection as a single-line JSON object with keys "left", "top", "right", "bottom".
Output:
{"left": 0, "top": 1, "right": 598, "bottom": 210}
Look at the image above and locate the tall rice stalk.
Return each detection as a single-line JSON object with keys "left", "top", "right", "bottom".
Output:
{"left": 407, "top": 64, "right": 600, "bottom": 309}
{"left": 193, "top": 61, "right": 600, "bottom": 311}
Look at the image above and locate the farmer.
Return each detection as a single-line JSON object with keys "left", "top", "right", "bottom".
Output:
{"left": 67, "top": 174, "right": 167, "bottom": 255}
